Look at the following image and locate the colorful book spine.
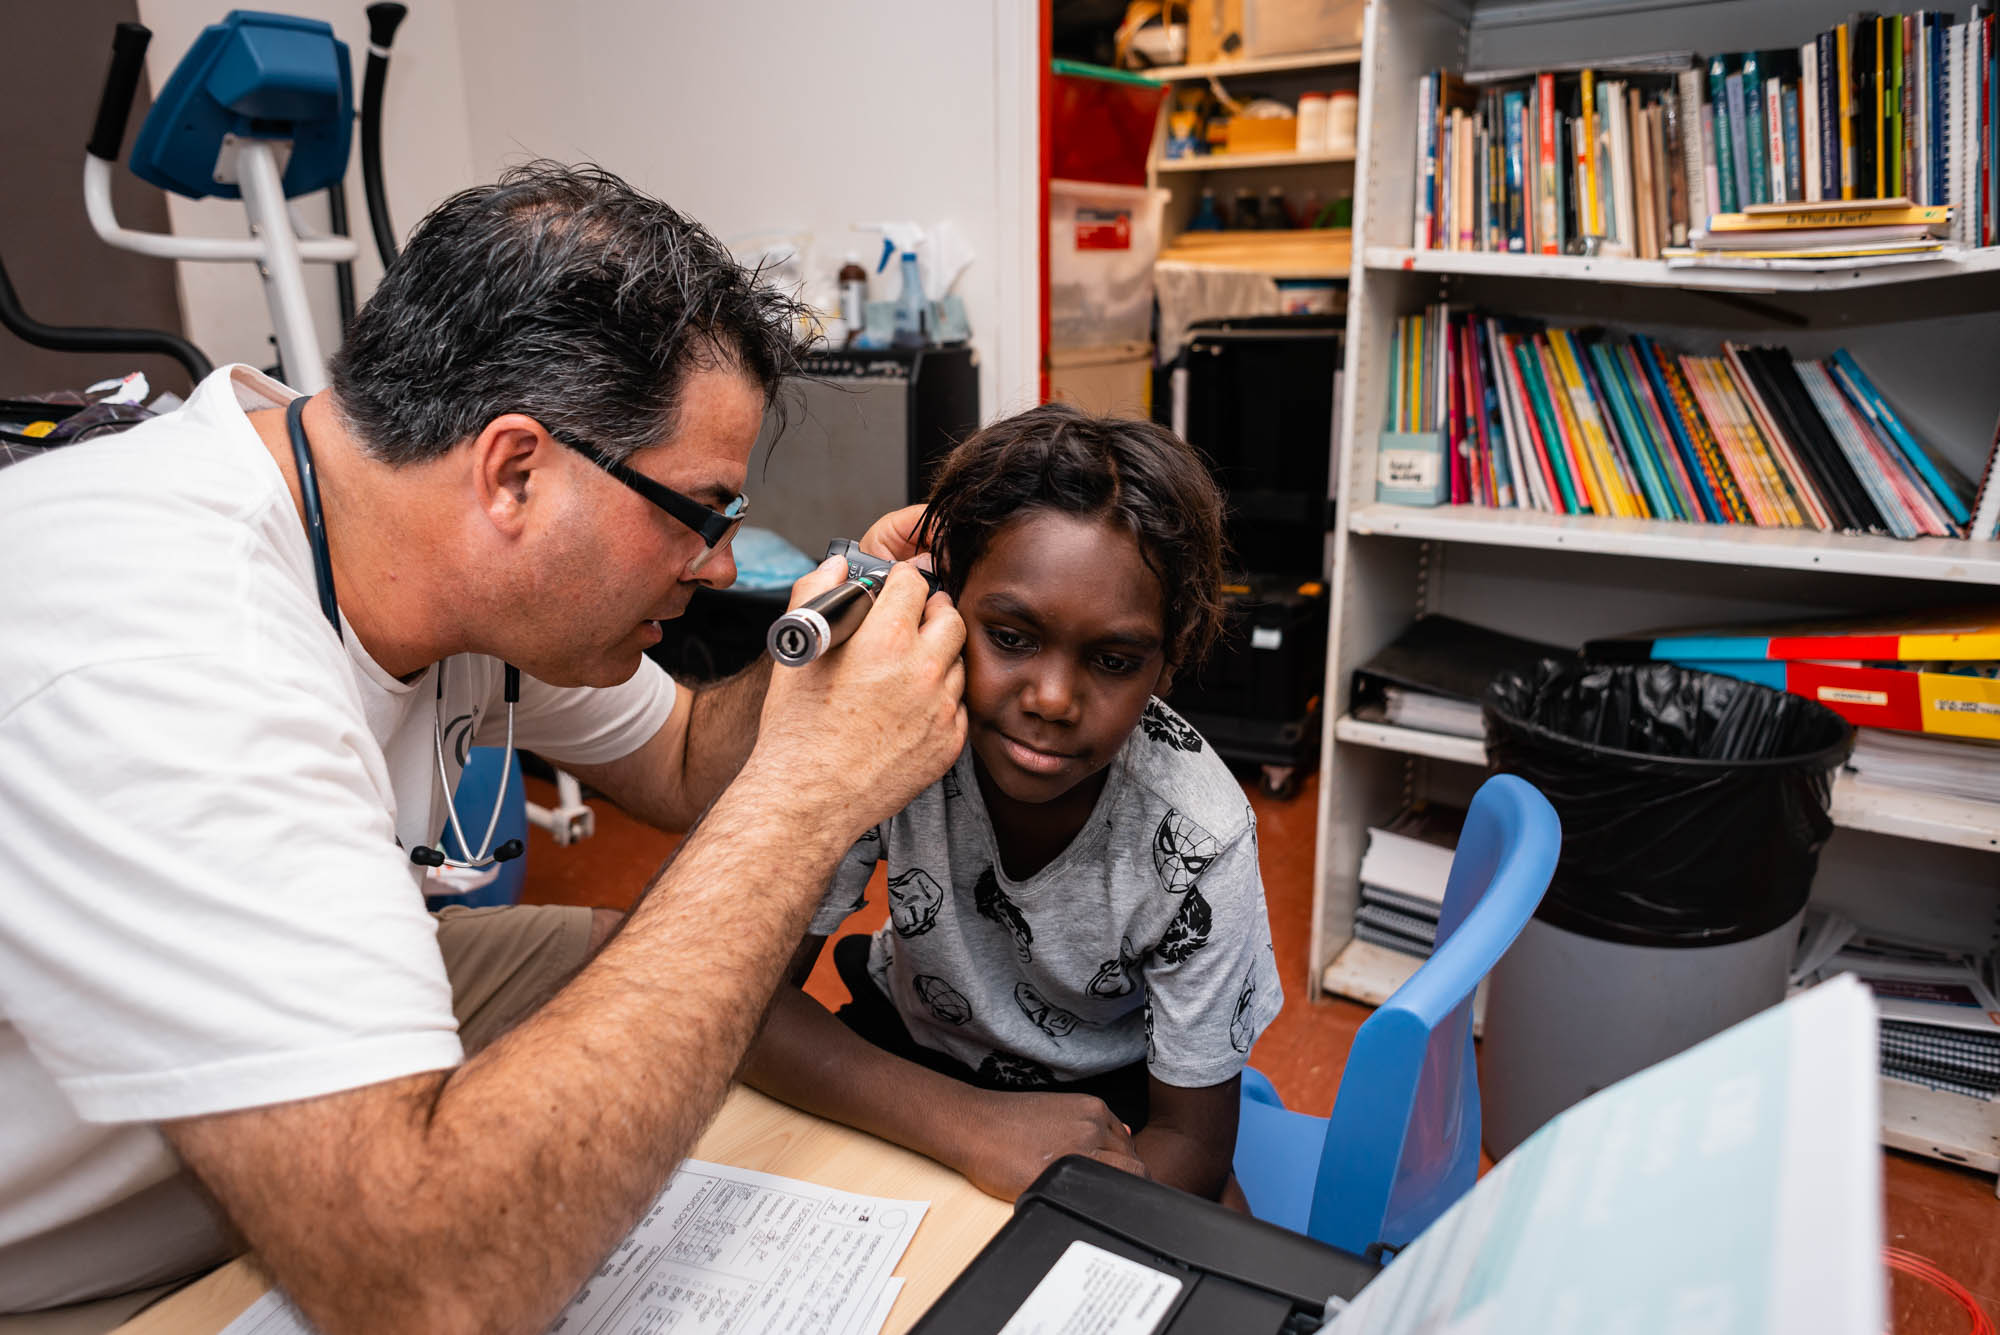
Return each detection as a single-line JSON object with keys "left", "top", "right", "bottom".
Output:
{"left": 1712, "top": 56, "right": 1744, "bottom": 213}
{"left": 1674, "top": 659, "right": 2000, "bottom": 741}
{"left": 1830, "top": 349, "right": 1970, "bottom": 527}
{"left": 1741, "top": 53, "right": 1770, "bottom": 204}
{"left": 1630, "top": 336, "right": 1727, "bottom": 522}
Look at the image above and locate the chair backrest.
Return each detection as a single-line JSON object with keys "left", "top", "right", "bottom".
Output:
{"left": 1306, "top": 773, "right": 1560, "bottom": 1255}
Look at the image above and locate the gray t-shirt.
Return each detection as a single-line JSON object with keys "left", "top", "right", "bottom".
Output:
{"left": 810, "top": 699, "right": 1283, "bottom": 1089}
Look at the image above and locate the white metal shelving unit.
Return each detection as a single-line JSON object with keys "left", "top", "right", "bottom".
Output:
{"left": 1318, "top": 0, "right": 2000, "bottom": 1185}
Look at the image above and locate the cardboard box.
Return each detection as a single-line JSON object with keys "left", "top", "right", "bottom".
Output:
{"left": 1245, "top": 0, "right": 1365, "bottom": 57}
{"left": 1188, "top": 0, "right": 1245, "bottom": 65}
{"left": 1224, "top": 114, "right": 1298, "bottom": 153}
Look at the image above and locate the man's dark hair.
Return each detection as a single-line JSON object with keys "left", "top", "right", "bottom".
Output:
{"left": 915, "top": 402, "right": 1228, "bottom": 671}
{"left": 329, "top": 161, "right": 809, "bottom": 464}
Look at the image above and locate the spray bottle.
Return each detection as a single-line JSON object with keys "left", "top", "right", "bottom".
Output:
{"left": 855, "top": 222, "right": 928, "bottom": 350}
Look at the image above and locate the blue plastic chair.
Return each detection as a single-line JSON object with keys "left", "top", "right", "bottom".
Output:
{"left": 1232, "top": 773, "right": 1560, "bottom": 1257}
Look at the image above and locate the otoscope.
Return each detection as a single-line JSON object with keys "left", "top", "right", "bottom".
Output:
{"left": 767, "top": 539, "right": 940, "bottom": 667}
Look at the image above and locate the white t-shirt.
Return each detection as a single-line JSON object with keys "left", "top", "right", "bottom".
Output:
{"left": 0, "top": 367, "right": 677, "bottom": 1309}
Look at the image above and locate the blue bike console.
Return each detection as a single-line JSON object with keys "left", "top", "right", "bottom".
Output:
{"left": 128, "top": 10, "right": 353, "bottom": 201}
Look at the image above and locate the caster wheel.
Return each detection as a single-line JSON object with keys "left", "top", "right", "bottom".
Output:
{"left": 1259, "top": 765, "right": 1299, "bottom": 800}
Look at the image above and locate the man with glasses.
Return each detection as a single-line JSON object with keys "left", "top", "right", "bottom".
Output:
{"left": 0, "top": 163, "right": 974, "bottom": 1334}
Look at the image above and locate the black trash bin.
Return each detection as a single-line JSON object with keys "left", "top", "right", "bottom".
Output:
{"left": 1478, "top": 660, "right": 1852, "bottom": 1157}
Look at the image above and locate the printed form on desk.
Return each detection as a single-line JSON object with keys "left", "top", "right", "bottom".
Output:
{"left": 219, "top": 1159, "right": 925, "bottom": 1335}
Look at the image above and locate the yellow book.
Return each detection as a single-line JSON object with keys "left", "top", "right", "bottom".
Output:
{"left": 1546, "top": 331, "right": 1642, "bottom": 517}
{"left": 1700, "top": 356, "right": 1805, "bottom": 527}
{"left": 1709, "top": 204, "right": 1949, "bottom": 229}
{"left": 1532, "top": 336, "right": 1607, "bottom": 515}
{"left": 1580, "top": 71, "right": 1599, "bottom": 241}
{"left": 1837, "top": 24, "right": 1853, "bottom": 200}
{"left": 1681, "top": 356, "right": 1778, "bottom": 525}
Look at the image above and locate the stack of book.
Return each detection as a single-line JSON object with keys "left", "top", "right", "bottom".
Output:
{"left": 1848, "top": 727, "right": 2000, "bottom": 802}
{"left": 1795, "top": 911, "right": 2000, "bottom": 1101}
{"left": 1354, "top": 803, "right": 1464, "bottom": 960}
{"left": 1411, "top": 10, "right": 2000, "bottom": 258}
{"left": 1588, "top": 610, "right": 2000, "bottom": 746}
{"left": 1672, "top": 196, "right": 1951, "bottom": 268}
{"left": 1383, "top": 303, "right": 1980, "bottom": 538}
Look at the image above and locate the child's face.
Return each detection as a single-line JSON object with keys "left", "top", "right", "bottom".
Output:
{"left": 958, "top": 508, "right": 1171, "bottom": 806}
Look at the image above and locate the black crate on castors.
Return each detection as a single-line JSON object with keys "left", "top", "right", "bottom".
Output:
{"left": 1168, "top": 576, "right": 1328, "bottom": 797}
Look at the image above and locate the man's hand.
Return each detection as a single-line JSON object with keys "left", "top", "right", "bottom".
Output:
{"left": 744, "top": 555, "right": 965, "bottom": 849}
{"left": 947, "top": 1090, "right": 1150, "bottom": 1202}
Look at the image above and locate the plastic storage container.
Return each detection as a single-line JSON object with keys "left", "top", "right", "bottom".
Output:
{"left": 1477, "top": 660, "right": 1852, "bottom": 1157}
{"left": 1048, "top": 179, "right": 1168, "bottom": 349}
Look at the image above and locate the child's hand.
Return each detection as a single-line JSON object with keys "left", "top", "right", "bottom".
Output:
{"left": 952, "top": 1090, "right": 1149, "bottom": 1201}
{"left": 857, "top": 503, "right": 931, "bottom": 568}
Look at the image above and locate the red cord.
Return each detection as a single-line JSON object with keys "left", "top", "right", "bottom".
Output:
{"left": 1886, "top": 1246, "right": 1997, "bottom": 1335}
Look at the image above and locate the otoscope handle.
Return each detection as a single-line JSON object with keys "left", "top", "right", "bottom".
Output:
{"left": 766, "top": 538, "right": 939, "bottom": 667}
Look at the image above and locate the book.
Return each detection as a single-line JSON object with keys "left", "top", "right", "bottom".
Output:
{"left": 1587, "top": 608, "right": 2000, "bottom": 663}
{"left": 1804, "top": 37, "right": 1824, "bottom": 201}
{"left": 1847, "top": 726, "right": 2000, "bottom": 803}
{"left": 1708, "top": 200, "right": 1948, "bottom": 226}
{"left": 1969, "top": 411, "right": 2000, "bottom": 540}
{"left": 1692, "top": 221, "right": 1945, "bottom": 247}
{"left": 1666, "top": 658, "right": 2000, "bottom": 740}
{"left": 1742, "top": 51, "right": 1771, "bottom": 204}
{"left": 1351, "top": 613, "right": 1567, "bottom": 720}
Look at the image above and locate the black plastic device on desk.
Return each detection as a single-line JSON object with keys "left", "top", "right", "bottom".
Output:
{"left": 910, "top": 1155, "right": 1376, "bottom": 1334}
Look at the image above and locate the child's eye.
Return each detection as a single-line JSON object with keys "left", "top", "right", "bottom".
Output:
{"left": 1095, "top": 653, "right": 1141, "bottom": 676}
{"left": 987, "top": 626, "right": 1032, "bottom": 653}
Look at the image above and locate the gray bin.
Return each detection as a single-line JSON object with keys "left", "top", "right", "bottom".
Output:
{"left": 1478, "top": 661, "right": 1850, "bottom": 1159}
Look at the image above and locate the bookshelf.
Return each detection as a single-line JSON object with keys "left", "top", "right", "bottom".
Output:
{"left": 1141, "top": 47, "right": 1364, "bottom": 271}
{"left": 1319, "top": 0, "right": 2000, "bottom": 1186}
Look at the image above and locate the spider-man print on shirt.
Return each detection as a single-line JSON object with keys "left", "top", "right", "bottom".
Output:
{"left": 1229, "top": 968, "right": 1258, "bottom": 1052}
{"left": 913, "top": 974, "right": 973, "bottom": 1025}
{"left": 1152, "top": 809, "right": 1219, "bottom": 895}
{"left": 974, "top": 866, "right": 1034, "bottom": 962}
{"left": 1140, "top": 699, "right": 1203, "bottom": 752}
{"left": 979, "top": 1052, "right": 1054, "bottom": 1088}
{"left": 1155, "top": 886, "right": 1213, "bottom": 964}
{"left": 1088, "top": 935, "right": 1143, "bottom": 998}
{"left": 887, "top": 868, "right": 945, "bottom": 938}
{"left": 1143, "top": 997, "right": 1156, "bottom": 1064}
{"left": 1014, "top": 981, "right": 1081, "bottom": 1038}
{"left": 941, "top": 768, "right": 963, "bottom": 800}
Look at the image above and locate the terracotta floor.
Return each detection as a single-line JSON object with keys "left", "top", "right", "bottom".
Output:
{"left": 520, "top": 771, "right": 1999, "bottom": 1330}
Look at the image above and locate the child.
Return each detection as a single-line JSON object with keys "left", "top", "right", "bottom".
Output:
{"left": 742, "top": 402, "right": 1282, "bottom": 1202}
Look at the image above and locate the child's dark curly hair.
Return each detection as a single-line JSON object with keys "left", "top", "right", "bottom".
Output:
{"left": 914, "top": 402, "right": 1228, "bottom": 672}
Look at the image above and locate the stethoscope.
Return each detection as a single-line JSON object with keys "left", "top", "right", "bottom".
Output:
{"left": 287, "top": 395, "right": 524, "bottom": 870}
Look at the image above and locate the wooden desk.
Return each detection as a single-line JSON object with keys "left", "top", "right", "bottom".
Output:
{"left": 113, "top": 1086, "right": 1011, "bottom": 1335}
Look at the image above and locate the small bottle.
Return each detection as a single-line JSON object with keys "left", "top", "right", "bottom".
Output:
{"left": 891, "top": 250, "right": 927, "bottom": 349}
{"left": 1295, "top": 188, "right": 1324, "bottom": 231}
{"left": 1231, "top": 187, "right": 1259, "bottom": 230}
{"left": 1296, "top": 92, "right": 1330, "bottom": 155}
{"left": 1188, "top": 188, "right": 1224, "bottom": 232}
{"left": 1260, "top": 186, "right": 1295, "bottom": 230}
{"left": 837, "top": 253, "right": 868, "bottom": 342}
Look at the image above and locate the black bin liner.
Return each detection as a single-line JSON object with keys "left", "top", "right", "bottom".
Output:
{"left": 1484, "top": 660, "right": 1853, "bottom": 947}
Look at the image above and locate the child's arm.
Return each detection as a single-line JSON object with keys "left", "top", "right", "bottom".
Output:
{"left": 741, "top": 984, "right": 1148, "bottom": 1201}
{"left": 1132, "top": 1073, "right": 1241, "bottom": 1200}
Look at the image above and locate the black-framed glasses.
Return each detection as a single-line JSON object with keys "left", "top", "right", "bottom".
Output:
{"left": 553, "top": 432, "right": 748, "bottom": 573}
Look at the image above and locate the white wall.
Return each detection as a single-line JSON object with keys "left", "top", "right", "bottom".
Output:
{"left": 136, "top": 0, "right": 1039, "bottom": 420}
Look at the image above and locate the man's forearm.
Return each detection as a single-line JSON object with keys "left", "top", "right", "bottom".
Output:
{"left": 169, "top": 768, "right": 852, "bottom": 1335}
{"left": 679, "top": 656, "right": 772, "bottom": 809}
